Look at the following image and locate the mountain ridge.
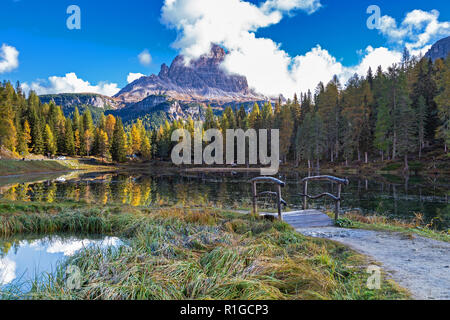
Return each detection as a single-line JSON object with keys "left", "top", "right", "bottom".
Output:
{"left": 425, "top": 36, "right": 450, "bottom": 61}
{"left": 114, "top": 44, "right": 266, "bottom": 107}
{"left": 39, "top": 93, "right": 119, "bottom": 110}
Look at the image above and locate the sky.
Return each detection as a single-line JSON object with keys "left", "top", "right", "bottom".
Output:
{"left": 0, "top": 0, "right": 449, "bottom": 98}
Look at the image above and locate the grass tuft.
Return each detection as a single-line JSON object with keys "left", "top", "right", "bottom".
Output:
{"left": 0, "top": 201, "right": 409, "bottom": 300}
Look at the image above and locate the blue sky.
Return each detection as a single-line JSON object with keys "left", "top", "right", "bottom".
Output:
{"left": 0, "top": 0, "right": 449, "bottom": 97}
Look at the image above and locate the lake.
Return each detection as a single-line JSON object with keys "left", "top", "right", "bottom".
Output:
{"left": 0, "top": 170, "right": 448, "bottom": 229}
{"left": 0, "top": 235, "right": 123, "bottom": 294}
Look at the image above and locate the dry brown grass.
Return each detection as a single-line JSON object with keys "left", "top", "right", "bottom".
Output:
{"left": 344, "top": 211, "right": 426, "bottom": 228}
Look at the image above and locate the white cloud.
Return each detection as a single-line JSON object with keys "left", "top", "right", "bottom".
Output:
{"left": 127, "top": 72, "right": 146, "bottom": 83}
{"left": 161, "top": 0, "right": 412, "bottom": 97}
{"left": 351, "top": 46, "right": 403, "bottom": 76}
{"left": 261, "top": 0, "right": 321, "bottom": 15}
{"left": 0, "top": 257, "right": 16, "bottom": 285}
{"left": 0, "top": 44, "right": 19, "bottom": 74}
{"left": 22, "top": 72, "right": 120, "bottom": 96}
{"left": 46, "top": 239, "right": 93, "bottom": 256}
{"left": 138, "top": 49, "right": 152, "bottom": 65}
{"left": 379, "top": 9, "right": 450, "bottom": 51}
{"left": 46, "top": 237, "right": 121, "bottom": 256}
{"left": 161, "top": 1, "right": 449, "bottom": 97}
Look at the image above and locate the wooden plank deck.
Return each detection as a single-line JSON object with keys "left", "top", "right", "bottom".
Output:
{"left": 261, "top": 210, "right": 334, "bottom": 228}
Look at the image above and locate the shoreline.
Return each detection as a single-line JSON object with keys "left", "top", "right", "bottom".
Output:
{"left": 0, "top": 201, "right": 409, "bottom": 300}
{"left": 1, "top": 156, "right": 449, "bottom": 178}
{"left": 0, "top": 159, "right": 118, "bottom": 178}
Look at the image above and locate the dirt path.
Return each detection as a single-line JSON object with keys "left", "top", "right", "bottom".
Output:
{"left": 296, "top": 227, "right": 450, "bottom": 300}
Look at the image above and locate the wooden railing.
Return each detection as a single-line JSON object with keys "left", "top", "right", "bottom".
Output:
{"left": 298, "top": 175, "right": 349, "bottom": 221}
{"left": 250, "top": 177, "right": 286, "bottom": 219}
{"left": 250, "top": 175, "right": 349, "bottom": 221}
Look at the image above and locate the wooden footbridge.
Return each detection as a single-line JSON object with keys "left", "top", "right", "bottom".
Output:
{"left": 250, "top": 175, "right": 349, "bottom": 228}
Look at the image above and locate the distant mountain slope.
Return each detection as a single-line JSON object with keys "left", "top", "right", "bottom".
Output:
{"left": 39, "top": 93, "right": 119, "bottom": 110}
{"left": 425, "top": 36, "right": 450, "bottom": 61}
{"left": 114, "top": 44, "right": 265, "bottom": 107}
{"left": 39, "top": 93, "right": 119, "bottom": 123}
{"left": 107, "top": 94, "right": 206, "bottom": 129}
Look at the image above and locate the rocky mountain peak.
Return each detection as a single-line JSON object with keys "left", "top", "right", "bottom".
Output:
{"left": 425, "top": 36, "right": 450, "bottom": 61}
{"left": 158, "top": 63, "right": 170, "bottom": 78}
{"left": 114, "top": 44, "right": 264, "bottom": 106}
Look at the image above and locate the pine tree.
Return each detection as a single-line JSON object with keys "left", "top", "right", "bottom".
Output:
{"left": 65, "top": 118, "right": 75, "bottom": 156}
{"left": 81, "top": 109, "right": 94, "bottom": 156}
{"left": 435, "top": 56, "right": 450, "bottom": 152}
{"left": 74, "top": 129, "right": 81, "bottom": 155}
{"left": 21, "top": 120, "right": 32, "bottom": 155}
{"left": 0, "top": 83, "right": 17, "bottom": 153}
{"left": 317, "top": 77, "right": 341, "bottom": 162}
{"left": 279, "top": 104, "right": 294, "bottom": 162}
{"left": 295, "top": 112, "right": 317, "bottom": 168}
{"left": 396, "top": 91, "right": 416, "bottom": 170}
{"left": 204, "top": 105, "right": 216, "bottom": 130}
{"left": 342, "top": 75, "right": 373, "bottom": 162}
{"left": 416, "top": 95, "right": 427, "bottom": 157}
{"left": 236, "top": 106, "right": 248, "bottom": 129}
{"left": 111, "top": 118, "right": 127, "bottom": 162}
{"left": 223, "top": 106, "right": 236, "bottom": 129}
{"left": 98, "top": 129, "right": 109, "bottom": 161}
{"left": 261, "top": 102, "right": 274, "bottom": 129}
{"left": 141, "top": 134, "right": 151, "bottom": 161}
{"left": 44, "top": 124, "right": 57, "bottom": 156}
{"left": 72, "top": 107, "right": 81, "bottom": 133}
{"left": 30, "top": 110, "right": 44, "bottom": 155}
{"left": 83, "top": 129, "right": 94, "bottom": 156}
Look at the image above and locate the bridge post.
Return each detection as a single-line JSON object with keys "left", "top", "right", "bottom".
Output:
{"left": 302, "top": 181, "right": 308, "bottom": 210}
{"left": 277, "top": 184, "right": 282, "bottom": 220}
{"left": 335, "top": 184, "right": 342, "bottom": 221}
{"left": 252, "top": 181, "right": 258, "bottom": 214}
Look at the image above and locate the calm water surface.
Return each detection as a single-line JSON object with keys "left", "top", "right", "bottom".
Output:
{"left": 0, "top": 235, "right": 123, "bottom": 293}
{"left": 0, "top": 170, "right": 448, "bottom": 229}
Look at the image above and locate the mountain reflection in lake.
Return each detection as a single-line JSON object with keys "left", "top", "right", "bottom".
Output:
{"left": 0, "top": 171, "right": 448, "bottom": 229}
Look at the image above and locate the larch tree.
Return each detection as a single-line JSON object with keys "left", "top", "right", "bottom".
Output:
{"left": 21, "top": 120, "right": 32, "bottom": 155}
{"left": 279, "top": 104, "right": 294, "bottom": 163}
{"left": 65, "top": 118, "right": 75, "bottom": 156}
{"left": 435, "top": 56, "right": 450, "bottom": 152}
{"left": 44, "top": 124, "right": 57, "bottom": 156}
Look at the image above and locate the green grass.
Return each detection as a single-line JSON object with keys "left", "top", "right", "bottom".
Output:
{"left": 380, "top": 163, "right": 403, "bottom": 171}
{"left": 0, "top": 159, "right": 117, "bottom": 177}
{"left": 0, "top": 160, "right": 70, "bottom": 177}
{"left": 336, "top": 212, "right": 450, "bottom": 243}
{"left": 0, "top": 201, "right": 409, "bottom": 300}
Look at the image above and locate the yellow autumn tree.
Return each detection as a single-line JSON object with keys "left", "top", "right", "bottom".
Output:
{"left": 74, "top": 129, "right": 81, "bottom": 155}
{"left": 131, "top": 123, "right": 142, "bottom": 155}
{"left": 141, "top": 135, "right": 151, "bottom": 160}
{"left": 83, "top": 129, "right": 94, "bottom": 156}
{"left": 20, "top": 120, "right": 32, "bottom": 155}
{"left": 44, "top": 124, "right": 57, "bottom": 156}
{"left": 105, "top": 114, "right": 116, "bottom": 140}
{"left": 98, "top": 129, "right": 109, "bottom": 161}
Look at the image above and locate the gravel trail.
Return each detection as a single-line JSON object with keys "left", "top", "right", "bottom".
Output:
{"left": 296, "top": 227, "right": 450, "bottom": 300}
